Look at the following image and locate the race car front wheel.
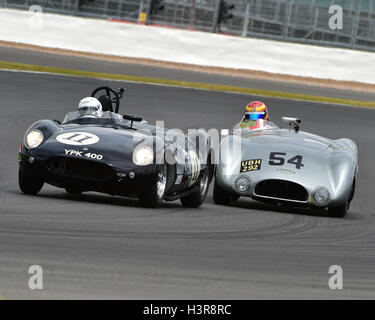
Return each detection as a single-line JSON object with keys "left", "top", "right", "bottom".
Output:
{"left": 213, "top": 178, "right": 239, "bottom": 205}
{"left": 328, "top": 179, "right": 355, "bottom": 218}
{"left": 180, "top": 164, "right": 210, "bottom": 208}
{"left": 328, "top": 202, "right": 348, "bottom": 218}
{"left": 18, "top": 168, "right": 44, "bottom": 195}
{"left": 65, "top": 186, "right": 83, "bottom": 195}
{"left": 139, "top": 163, "right": 168, "bottom": 208}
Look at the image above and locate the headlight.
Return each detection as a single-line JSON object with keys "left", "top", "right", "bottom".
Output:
{"left": 234, "top": 176, "right": 250, "bottom": 193}
{"left": 133, "top": 146, "right": 154, "bottom": 166}
{"left": 25, "top": 130, "right": 44, "bottom": 149}
{"left": 311, "top": 187, "right": 330, "bottom": 206}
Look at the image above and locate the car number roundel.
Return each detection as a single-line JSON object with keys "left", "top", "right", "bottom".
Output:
{"left": 56, "top": 132, "right": 100, "bottom": 146}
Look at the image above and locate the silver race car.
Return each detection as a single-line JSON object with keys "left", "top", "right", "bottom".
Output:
{"left": 214, "top": 116, "right": 358, "bottom": 217}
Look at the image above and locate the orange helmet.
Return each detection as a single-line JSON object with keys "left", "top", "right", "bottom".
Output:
{"left": 245, "top": 101, "right": 269, "bottom": 121}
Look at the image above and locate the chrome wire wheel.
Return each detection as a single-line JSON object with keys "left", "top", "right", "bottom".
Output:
{"left": 156, "top": 163, "right": 167, "bottom": 199}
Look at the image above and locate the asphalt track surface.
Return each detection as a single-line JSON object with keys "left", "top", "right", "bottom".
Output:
{"left": 0, "top": 70, "right": 375, "bottom": 299}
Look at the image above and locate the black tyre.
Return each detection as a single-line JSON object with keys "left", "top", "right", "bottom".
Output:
{"left": 348, "top": 178, "right": 356, "bottom": 204}
{"left": 213, "top": 178, "right": 239, "bottom": 205}
{"left": 180, "top": 164, "right": 210, "bottom": 208}
{"left": 328, "top": 202, "right": 348, "bottom": 218}
{"left": 65, "top": 186, "right": 83, "bottom": 195}
{"left": 139, "top": 163, "right": 168, "bottom": 208}
{"left": 18, "top": 168, "right": 44, "bottom": 195}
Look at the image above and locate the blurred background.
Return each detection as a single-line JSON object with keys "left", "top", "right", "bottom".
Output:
{"left": 1, "top": 0, "right": 375, "bottom": 51}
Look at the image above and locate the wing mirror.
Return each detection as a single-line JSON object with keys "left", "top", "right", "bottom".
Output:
{"left": 123, "top": 114, "right": 143, "bottom": 128}
{"left": 281, "top": 117, "right": 301, "bottom": 132}
{"left": 123, "top": 114, "right": 143, "bottom": 122}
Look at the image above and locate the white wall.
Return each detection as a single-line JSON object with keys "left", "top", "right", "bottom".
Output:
{"left": 0, "top": 8, "right": 374, "bottom": 84}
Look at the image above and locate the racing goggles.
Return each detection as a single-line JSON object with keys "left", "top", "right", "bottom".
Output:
{"left": 79, "top": 106, "right": 100, "bottom": 115}
{"left": 245, "top": 112, "right": 265, "bottom": 120}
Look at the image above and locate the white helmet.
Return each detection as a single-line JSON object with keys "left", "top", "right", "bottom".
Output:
{"left": 78, "top": 97, "right": 102, "bottom": 118}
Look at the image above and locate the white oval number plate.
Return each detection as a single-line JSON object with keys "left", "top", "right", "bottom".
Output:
{"left": 56, "top": 132, "right": 100, "bottom": 146}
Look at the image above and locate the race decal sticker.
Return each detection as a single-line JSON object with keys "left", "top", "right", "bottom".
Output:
{"left": 56, "top": 132, "right": 99, "bottom": 146}
{"left": 240, "top": 159, "right": 262, "bottom": 172}
{"left": 240, "top": 120, "right": 262, "bottom": 130}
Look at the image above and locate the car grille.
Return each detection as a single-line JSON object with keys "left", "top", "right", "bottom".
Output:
{"left": 254, "top": 179, "right": 308, "bottom": 202}
{"left": 49, "top": 157, "right": 114, "bottom": 181}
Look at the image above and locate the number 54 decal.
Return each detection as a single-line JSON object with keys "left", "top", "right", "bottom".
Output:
{"left": 269, "top": 152, "right": 304, "bottom": 169}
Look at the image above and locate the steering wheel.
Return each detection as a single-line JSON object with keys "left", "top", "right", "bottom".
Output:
{"left": 91, "top": 86, "right": 120, "bottom": 113}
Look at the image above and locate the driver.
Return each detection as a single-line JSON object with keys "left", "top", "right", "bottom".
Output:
{"left": 240, "top": 100, "right": 269, "bottom": 130}
{"left": 78, "top": 97, "right": 103, "bottom": 118}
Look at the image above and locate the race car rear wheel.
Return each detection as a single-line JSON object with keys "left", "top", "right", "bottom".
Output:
{"left": 139, "top": 163, "right": 168, "bottom": 208}
{"left": 328, "top": 202, "right": 348, "bottom": 218}
{"left": 180, "top": 164, "right": 210, "bottom": 208}
{"left": 18, "top": 168, "right": 44, "bottom": 195}
{"left": 213, "top": 178, "right": 239, "bottom": 205}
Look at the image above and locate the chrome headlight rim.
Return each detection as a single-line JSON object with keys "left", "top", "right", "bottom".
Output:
{"left": 311, "top": 187, "right": 331, "bottom": 206}
{"left": 234, "top": 176, "right": 251, "bottom": 194}
{"left": 24, "top": 129, "right": 44, "bottom": 149}
{"left": 132, "top": 146, "right": 154, "bottom": 166}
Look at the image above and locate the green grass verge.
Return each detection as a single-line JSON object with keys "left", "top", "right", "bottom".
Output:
{"left": 1, "top": 60, "right": 374, "bottom": 108}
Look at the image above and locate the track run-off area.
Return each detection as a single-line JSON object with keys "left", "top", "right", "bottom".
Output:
{"left": 0, "top": 70, "right": 374, "bottom": 299}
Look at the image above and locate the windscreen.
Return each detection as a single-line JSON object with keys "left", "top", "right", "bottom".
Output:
{"left": 62, "top": 111, "right": 123, "bottom": 125}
